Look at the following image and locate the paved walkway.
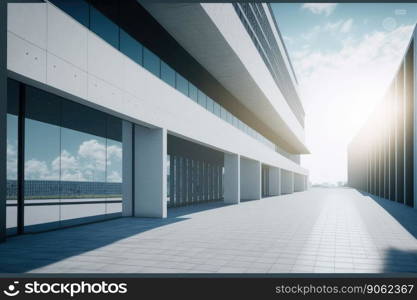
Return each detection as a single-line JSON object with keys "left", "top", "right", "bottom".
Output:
{"left": 1, "top": 188, "right": 417, "bottom": 273}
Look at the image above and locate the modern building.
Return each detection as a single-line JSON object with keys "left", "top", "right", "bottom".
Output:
{"left": 0, "top": 1, "right": 309, "bottom": 242}
{"left": 348, "top": 26, "right": 416, "bottom": 209}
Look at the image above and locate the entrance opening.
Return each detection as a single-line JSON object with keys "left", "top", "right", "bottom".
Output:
{"left": 167, "top": 135, "right": 224, "bottom": 208}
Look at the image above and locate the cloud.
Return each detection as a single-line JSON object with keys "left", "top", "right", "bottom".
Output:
{"left": 301, "top": 19, "right": 354, "bottom": 41}
{"left": 7, "top": 141, "right": 17, "bottom": 180}
{"left": 107, "top": 144, "right": 122, "bottom": 161}
{"left": 283, "top": 35, "right": 294, "bottom": 45}
{"left": 78, "top": 139, "right": 106, "bottom": 171}
{"left": 340, "top": 19, "right": 353, "bottom": 33}
{"left": 107, "top": 171, "right": 122, "bottom": 183}
{"left": 22, "top": 139, "right": 123, "bottom": 182}
{"left": 302, "top": 3, "right": 337, "bottom": 16}
{"left": 25, "top": 159, "right": 58, "bottom": 180}
{"left": 293, "top": 25, "right": 414, "bottom": 184}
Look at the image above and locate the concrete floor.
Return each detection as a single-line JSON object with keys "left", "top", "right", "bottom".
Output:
{"left": 1, "top": 187, "right": 417, "bottom": 273}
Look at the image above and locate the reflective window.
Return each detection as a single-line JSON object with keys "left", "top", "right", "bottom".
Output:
{"left": 161, "top": 61, "right": 175, "bottom": 88}
{"left": 232, "top": 116, "right": 238, "bottom": 128}
{"left": 90, "top": 6, "right": 119, "bottom": 49}
{"left": 226, "top": 111, "right": 232, "bottom": 124}
{"left": 143, "top": 47, "right": 160, "bottom": 77}
{"left": 197, "top": 90, "right": 206, "bottom": 108}
{"left": 220, "top": 107, "right": 227, "bottom": 121}
{"left": 106, "top": 116, "right": 123, "bottom": 214}
{"left": 189, "top": 83, "right": 198, "bottom": 102}
{"left": 206, "top": 97, "right": 214, "bottom": 113}
{"left": 120, "top": 29, "right": 142, "bottom": 65}
{"left": 237, "top": 119, "right": 242, "bottom": 130}
{"left": 60, "top": 100, "right": 107, "bottom": 225}
{"left": 20, "top": 85, "right": 123, "bottom": 232}
{"left": 24, "top": 87, "right": 61, "bottom": 230}
{"left": 213, "top": 102, "right": 220, "bottom": 117}
{"left": 50, "top": 0, "right": 89, "bottom": 27}
{"left": 6, "top": 79, "right": 19, "bottom": 234}
{"left": 176, "top": 73, "right": 189, "bottom": 96}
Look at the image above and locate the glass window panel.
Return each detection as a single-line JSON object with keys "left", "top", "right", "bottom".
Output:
{"left": 197, "top": 90, "right": 206, "bottom": 108}
{"left": 50, "top": 0, "right": 89, "bottom": 27}
{"left": 120, "top": 29, "right": 142, "bottom": 65}
{"left": 90, "top": 6, "right": 119, "bottom": 49}
{"left": 206, "top": 97, "right": 214, "bottom": 113}
{"left": 213, "top": 102, "right": 220, "bottom": 117}
{"left": 226, "top": 111, "right": 232, "bottom": 124}
{"left": 176, "top": 73, "right": 189, "bottom": 96}
{"left": 232, "top": 116, "right": 238, "bottom": 127}
{"left": 24, "top": 87, "right": 61, "bottom": 231}
{"left": 106, "top": 116, "right": 122, "bottom": 215}
{"left": 220, "top": 107, "right": 227, "bottom": 121}
{"left": 160, "top": 61, "right": 175, "bottom": 88}
{"left": 6, "top": 79, "right": 19, "bottom": 234}
{"left": 16, "top": 84, "right": 124, "bottom": 231}
{"left": 143, "top": 47, "right": 160, "bottom": 77}
{"left": 240, "top": 120, "right": 244, "bottom": 130}
{"left": 188, "top": 83, "right": 198, "bottom": 102}
{"left": 60, "top": 100, "right": 107, "bottom": 223}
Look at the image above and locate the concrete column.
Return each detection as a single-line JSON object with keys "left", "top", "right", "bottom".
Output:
{"left": 134, "top": 126, "right": 167, "bottom": 218}
{"left": 223, "top": 153, "right": 240, "bottom": 204}
{"left": 122, "top": 121, "right": 133, "bottom": 216}
{"left": 0, "top": 0, "right": 6, "bottom": 242}
{"left": 281, "top": 169, "right": 294, "bottom": 194}
{"left": 294, "top": 173, "right": 305, "bottom": 192}
{"left": 268, "top": 167, "right": 280, "bottom": 196}
{"left": 240, "top": 158, "right": 261, "bottom": 200}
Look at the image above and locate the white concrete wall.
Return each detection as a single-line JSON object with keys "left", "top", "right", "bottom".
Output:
{"left": 134, "top": 126, "right": 167, "bottom": 218}
{"left": 7, "top": 3, "right": 308, "bottom": 180}
{"left": 240, "top": 158, "right": 261, "bottom": 200}
{"left": 281, "top": 169, "right": 294, "bottom": 194}
{"left": 224, "top": 153, "right": 240, "bottom": 204}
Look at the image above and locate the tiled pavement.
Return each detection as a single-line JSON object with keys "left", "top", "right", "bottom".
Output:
{"left": 1, "top": 187, "right": 417, "bottom": 273}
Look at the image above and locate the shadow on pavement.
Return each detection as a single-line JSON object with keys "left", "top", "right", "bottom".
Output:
{"left": 0, "top": 216, "right": 190, "bottom": 273}
{"left": 0, "top": 200, "right": 237, "bottom": 273}
{"left": 358, "top": 191, "right": 417, "bottom": 239}
{"left": 167, "top": 200, "right": 229, "bottom": 217}
{"left": 382, "top": 248, "right": 417, "bottom": 273}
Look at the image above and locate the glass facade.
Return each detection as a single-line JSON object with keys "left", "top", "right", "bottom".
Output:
{"left": 90, "top": 6, "right": 119, "bottom": 49}
{"left": 168, "top": 155, "right": 223, "bottom": 208}
{"left": 233, "top": 3, "right": 305, "bottom": 128}
{"left": 6, "top": 80, "right": 123, "bottom": 234}
{"left": 51, "top": 0, "right": 89, "bottom": 27}
{"left": 143, "top": 47, "right": 160, "bottom": 77}
{"left": 161, "top": 61, "right": 176, "bottom": 88}
{"left": 175, "top": 73, "right": 189, "bottom": 96}
{"left": 120, "top": 29, "right": 143, "bottom": 65}
{"left": 6, "top": 80, "right": 19, "bottom": 235}
{"left": 188, "top": 83, "right": 198, "bottom": 102}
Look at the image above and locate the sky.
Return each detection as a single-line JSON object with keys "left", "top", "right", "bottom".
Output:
{"left": 272, "top": 3, "right": 417, "bottom": 185}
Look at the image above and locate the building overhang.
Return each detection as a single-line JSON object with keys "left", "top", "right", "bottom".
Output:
{"left": 140, "top": 2, "right": 309, "bottom": 154}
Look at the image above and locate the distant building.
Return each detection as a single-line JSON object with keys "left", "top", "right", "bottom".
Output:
{"left": 348, "top": 26, "right": 416, "bottom": 209}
